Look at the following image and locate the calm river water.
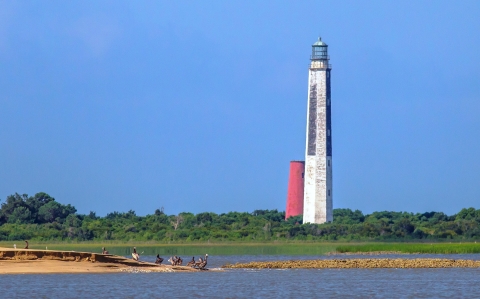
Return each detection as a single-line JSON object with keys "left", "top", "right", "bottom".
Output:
{"left": 3, "top": 254, "right": 480, "bottom": 298}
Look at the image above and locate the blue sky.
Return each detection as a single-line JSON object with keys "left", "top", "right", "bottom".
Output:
{"left": 0, "top": 1, "right": 479, "bottom": 216}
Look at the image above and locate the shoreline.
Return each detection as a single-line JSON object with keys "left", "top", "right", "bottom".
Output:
{"left": 326, "top": 251, "right": 405, "bottom": 255}
{"left": 0, "top": 248, "right": 201, "bottom": 274}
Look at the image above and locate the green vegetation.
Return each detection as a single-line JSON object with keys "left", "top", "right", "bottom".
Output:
{"left": 336, "top": 243, "right": 480, "bottom": 254}
{"left": 2, "top": 192, "right": 480, "bottom": 243}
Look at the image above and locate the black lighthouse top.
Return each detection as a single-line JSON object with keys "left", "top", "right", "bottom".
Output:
{"left": 311, "top": 37, "right": 328, "bottom": 61}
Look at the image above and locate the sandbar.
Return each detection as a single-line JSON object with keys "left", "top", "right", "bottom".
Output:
{"left": 223, "top": 258, "right": 480, "bottom": 269}
{"left": 0, "top": 248, "right": 199, "bottom": 274}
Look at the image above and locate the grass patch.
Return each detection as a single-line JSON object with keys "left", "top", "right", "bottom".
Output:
{"left": 335, "top": 243, "right": 480, "bottom": 254}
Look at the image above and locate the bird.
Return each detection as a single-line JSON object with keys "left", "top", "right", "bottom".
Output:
{"left": 155, "top": 254, "right": 164, "bottom": 264}
{"left": 176, "top": 256, "right": 183, "bottom": 266}
{"left": 132, "top": 247, "right": 140, "bottom": 261}
{"left": 169, "top": 255, "right": 177, "bottom": 265}
{"left": 194, "top": 256, "right": 204, "bottom": 268}
{"left": 102, "top": 247, "right": 109, "bottom": 254}
{"left": 24, "top": 240, "right": 29, "bottom": 249}
{"left": 198, "top": 254, "right": 208, "bottom": 269}
{"left": 186, "top": 256, "right": 195, "bottom": 267}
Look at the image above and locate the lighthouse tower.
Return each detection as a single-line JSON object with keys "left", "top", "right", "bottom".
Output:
{"left": 303, "top": 37, "right": 333, "bottom": 224}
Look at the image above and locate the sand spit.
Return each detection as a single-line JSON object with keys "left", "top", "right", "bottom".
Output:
{"left": 0, "top": 248, "right": 200, "bottom": 274}
{"left": 223, "top": 258, "right": 480, "bottom": 269}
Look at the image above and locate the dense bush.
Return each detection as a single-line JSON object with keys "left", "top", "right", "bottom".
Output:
{"left": 1, "top": 192, "right": 480, "bottom": 242}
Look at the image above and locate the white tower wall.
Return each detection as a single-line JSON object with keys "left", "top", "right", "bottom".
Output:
{"left": 303, "top": 56, "right": 332, "bottom": 224}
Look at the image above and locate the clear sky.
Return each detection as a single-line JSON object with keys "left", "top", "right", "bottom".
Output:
{"left": 0, "top": 1, "right": 479, "bottom": 216}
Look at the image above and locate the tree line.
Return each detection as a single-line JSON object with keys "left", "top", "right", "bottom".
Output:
{"left": 1, "top": 192, "right": 480, "bottom": 242}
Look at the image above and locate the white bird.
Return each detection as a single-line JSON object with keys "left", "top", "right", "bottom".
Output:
{"left": 132, "top": 247, "right": 140, "bottom": 261}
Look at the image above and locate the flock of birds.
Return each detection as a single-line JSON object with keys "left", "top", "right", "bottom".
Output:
{"left": 167, "top": 254, "right": 209, "bottom": 269}
{"left": 101, "top": 246, "right": 209, "bottom": 269}
{"left": 19, "top": 242, "right": 209, "bottom": 269}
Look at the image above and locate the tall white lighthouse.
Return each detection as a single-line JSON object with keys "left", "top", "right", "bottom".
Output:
{"left": 303, "top": 37, "right": 333, "bottom": 224}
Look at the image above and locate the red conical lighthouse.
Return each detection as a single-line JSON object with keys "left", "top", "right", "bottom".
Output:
{"left": 285, "top": 161, "right": 305, "bottom": 220}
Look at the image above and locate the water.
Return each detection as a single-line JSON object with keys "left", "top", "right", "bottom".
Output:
{"left": 3, "top": 254, "right": 480, "bottom": 298}
{"left": 35, "top": 244, "right": 338, "bottom": 256}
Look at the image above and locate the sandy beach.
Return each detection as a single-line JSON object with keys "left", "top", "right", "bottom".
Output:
{"left": 0, "top": 248, "right": 199, "bottom": 274}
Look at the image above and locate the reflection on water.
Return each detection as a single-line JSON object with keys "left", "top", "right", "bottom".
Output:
{"left": 37, "top": 244, "right": 338, "bottom": 256}
{"left": 2, "top": 254, "right": 480, "bottom": 298}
